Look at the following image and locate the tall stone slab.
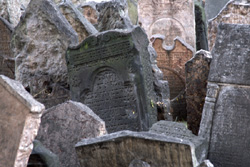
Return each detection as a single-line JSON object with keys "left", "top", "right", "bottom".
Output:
{"left": 67, "top": 27, "right": 162, "bottom": 133}
{"left": 185, "top": 50, "right": 212, "bottom": 135}
{"left": 199, "top": 24, "right": 250, "bottom": 167}
{"left": 0, "top": 17, "right": 14, "bottom": 79}
{"left": 151, "top": 35, "right": 194, "bottom": 120}
{"left": 138, "top": 0, "right": 196, "bottom": 48}
{"left": 208, "top": 1, "right": 250, "bottom": 50}
{"left": 11, "top": 0, "right": 78, "bottom": 108}
{"left": 36, "top": 101, "right": 107, "bottom": 167}
{"left": 0, "top": 75, "right": 45, "bottom": 167}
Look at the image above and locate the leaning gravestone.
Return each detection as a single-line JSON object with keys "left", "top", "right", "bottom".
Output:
{"left": 199, "top": 23, "right": 250, "bottom": 167}
{"left": 67, "top": 26, "right": 161, "bottom": 133}
{"left": 0, "top": 75, "right": 45, "bottom": 167}
{"left": 36, "top": 101, "right": 107, "bottom": 167}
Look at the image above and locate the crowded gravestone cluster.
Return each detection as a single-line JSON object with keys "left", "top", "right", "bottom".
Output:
{"left": 0, "top": 0, "right": 249, "bottom": 167}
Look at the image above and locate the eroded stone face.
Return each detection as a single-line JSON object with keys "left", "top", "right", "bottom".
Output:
{"left": 199, "top": 24, "right": 250, "bottom": 167}
{"left": 138, "top": 0, "right": 196, "bottom": 48}
{"left": 0, "top": 75, "right": 44, "bottom": 167}
{"left": 208, "top": 1, "right": 250, "bottom": 50}
{"left": 0, "top": 0, "right": 21, "bottom": 26}
{"left": 36, "top": 101, "right": 107, "bottom": 167}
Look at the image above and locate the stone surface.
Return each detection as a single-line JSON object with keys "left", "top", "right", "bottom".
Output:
{"left": 11, "top": 0, "right": 78, "bottom": 108}
{"left": 0, "top": 17, "right": 15, "bottom": 79}
{"left": 58, "top": 0, "right": 98, "bottom": 43}
{"left": 76, "top": 130, "right": 203, "bottom": 167}
{"left": 208, "top": 1, "right": 250, "bottom": 50}
{"left": 28, "top": 140, "right": 60, "bottom": 167}
{"left": 0, "top": 75, "right": 44, "bottom": 167}
{"left": 129, "top": 159, "right": 151, "bottom": 167}
{"left": 67, "top": 26, "right": 166, "bottom": 133}
{"left": 185, "top": 50, "right": 212, "bottom": 135}
{"left": 78, "top": 2, "right": 98, "bottom": 26}
{"left": 198, "top": 160, "right": 214, "bottom": 167}
{"left": 36, "top": 101, "right": 107, "bottom": 167}
{"left": 138, "top": 0, "right": 196, "bottom": 48}
{"left": 199, "top": 24, "right": 250, "bottom": 167}
{"left": 151, "top": 36, "right": 194, "bottom": 120}
{"left": 0, "top": 0, "right": 21, "bottom": 26}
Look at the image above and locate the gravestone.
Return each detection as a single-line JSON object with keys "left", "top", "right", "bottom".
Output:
{"left": 36, "top": 101, "right": 107, "bottom": 167}
{"left": 138, "top": 0, "right": 196, "bottom": 48}
{"left": 11, "top": 0, "right": 78, "bottom": 108}
{"left": 199, "top": 23, "right": 250, "bottom": 167}
{"left": 0, "top": 17, "right": 14, "bottom": 79}
{"left": 0, "top": 75, "right": 45, "bottom": 167}
{"left": 151, "top": 35, "right": 194, "bottom": 120}
{"left": 185, "top": 50, "right": 212, "bottom": 135}
{"left": 58, "top": 0, "right": 98, "bottom": 43}
{"left": 67, "top": 26, "right": 163, "bottom": 133}
{"left": 208, "top": 1, "right": 250, "bottom": 50}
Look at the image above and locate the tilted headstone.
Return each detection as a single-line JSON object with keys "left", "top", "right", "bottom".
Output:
{"left": 138, "top": 0, "right": 196, "bottom": 48}
{"left": 58, "top": 0, "right": 98, "bottom": 43}
{"left": 11, "top": 0, "right": 78, "bottom": 108}
{"left": 0, "top": 17, "right": 14, "bottom": 79}
{"left": 67, "top": 26, "right": 166, "bottom": 133}
{"left": 208, "top": 0, "right": 250, "bottom": 50}
{"left": 0, "top": 75, "right": 45, "bottom": 167}
{"left": 199, "top": 23, "right": 250, "bottom": 167}
{"left": 185, "top": 50, "right": 212, "bottom": 135}
{"left": 151, "top": 35, "right": 194, "bottom": 121}
{"left": 36, "top": 101, "right": 107, "bottom": 167}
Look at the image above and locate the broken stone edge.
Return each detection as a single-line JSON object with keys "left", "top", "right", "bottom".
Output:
{"left": 76, "top": 130, "right": 200, "bottom": 166}
{"left": 0, "top": 75, "right": 45, "bottom": 113}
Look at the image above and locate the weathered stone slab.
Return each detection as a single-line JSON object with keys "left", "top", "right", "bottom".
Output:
{"left": 11, "top": 0, "right": 78, "bottom": 108}
{"left": 58, "top": 0, "right": 98, "bottom": 43}
{"left": 76, "top": 130, "right": 203, "bottom": 167}
{"left": 138, "top": 0, "right": 196, "bottom": 48}
{"left": 36, "top": 101, "right": 107, "bottom": 167}
{"left": 0, "top": 17, "right": 14, "bottom": 79}
{"left": 185, "top": 50, "right": 212, "bottom": 135}
{"left": 0, "top": 0, "right": 21, "bottom": 26}
{"left": 151, "top": 36, "right": 194, "bottom": 120}
{"left": 199, "top": 24, "right": 250, "bottom": 167}
{"left": 0, "top": 75, "right": 44, "bottom": 167}
{"left": 67, "top": 26, "right": 166, "bottom": 133}
{"left": 208, "top": 1, "right": 250, "bottom": 50}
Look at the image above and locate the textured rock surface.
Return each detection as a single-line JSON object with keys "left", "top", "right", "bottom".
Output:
{"left": 36, "top": 101, "right": 107, "bottom": 167}
{"left": 129, "top": 159, "right": 151, "bottom": 167}
{"left": 185, "top": 50, "right": 212, "bottom": 135}
{"left": 138, "top": 0, "right": 196, "bottom": 48}
{"left": 199, "top": 24, "right": 250, "bottom": 167}
{"left": 11, "top": 0, "right": 78, "bottom": 108}
{"left": 0, "top": 17, "right": 14, "bottom": 79}
{"left": 76, "top": 130, "right": 203, "bottom": 167}
{"left": 67, "top": 26, "right": 169, "bottom": 133}
{"left": 78, "top": 2, "right": 98, "bottom": 26}
{"left": 0, "top": 0, "right": 21, "bottom": 26}
{"left": 198, "top": 160, "right": 214, "bottom": 167}
{"left": 0, "top": 75, "right": 44, "bottom": 167}
{"left": 151, "top": 36, "right": 194, "bottom": 121}
{"left": 208, "top": 1, "right": 250, "bottom": 50}
{"left": 58, "top": 0, "right": 98, "bottom": 43}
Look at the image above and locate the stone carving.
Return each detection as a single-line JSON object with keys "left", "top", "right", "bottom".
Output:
{"left": 58, "top": 0, "right": 98, "bottom": 43}
{"left": 199, "top": 24, "right": 250, "bottom": 167}
{"left": 67, "top": 26, "right": 168, "bottom": 133}
{"left": 0, "top": 0, "right": 21, "bottom": 26}
{"left": 151, "top": 35, "right": 194, "bottom": 120}
{"left": 36, "top": 101, "right": 107, "bottom": 167}
{"left": 138, "top": 0, "right": 196, "bottom": 48}
{"left": 0, "top": 17, "right": 14, "bottom": 79}
{"left": 75, "top": 129, "right": 206, "bottom": 167}
{"left": 208, "top": 1, "right": 250, "bottom": 50}
{"left": 0, "top": 75, "right": 44, "bottom": 167}
{"left": 11, "top": 0, "right": 78, "bottom": 108}
{"left": 185, "top": 50, "right": 212, "bottom": 135}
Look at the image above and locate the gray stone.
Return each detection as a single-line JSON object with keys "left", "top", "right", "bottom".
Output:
{"left": 0, "top": 0, "right": 21, "bottom": 26}
{"left": 0, "top": 75, "right": 45, "bottom": 167}
{"left": 66, "top": 26, "right": 167, "bottom": 133}
{"left": 36, "top": 101, "right": 107, "bottom": 167}
{"left": 77, "top": 2, "right": 98, "bottom": 26}
{"left": 129, "top": 159, "right": 151, "bottom": 167}
{"left": 11, "top": 0, "right": 78, "bottom": 108}
{"left": 58, "top": 0, "right": 98, "bottom": 43}
{"left": 75, "top": 130, "right": 202, "bottom": 167}
{"left": 198, "top": 160, "right": 214, "bottom": 167}
{"left": 199, "top": 24, "right": 250, "bottom": 167}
